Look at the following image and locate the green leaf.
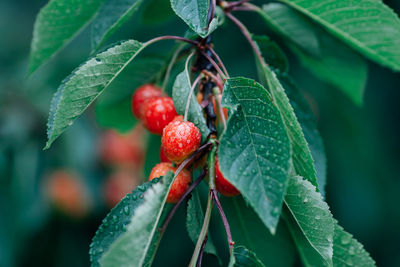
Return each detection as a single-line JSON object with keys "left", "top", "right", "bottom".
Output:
{"left": 172, "top": 70, "right": 210, "bottom": 142}
{"left": 257, "top": 63, "right": 318, "bottom": 188}
{"left": 89, "top": 179, "right": 158, "bottom": 267}
{"left": 170, "top": 0, "right": 215, "bottom": 37}
{"left": 221, "top": 197, "right": 296, "bottom": 267}
{"left": 284, "top": 175, "right": 334, "bottom": 266}
{"left": 29, "top": 0, "right": 104, "bottom": 73}
{"left": 100, "top": 172, "right": 174, "bottom": 266}
{"left": 45, "top": 39, "right": 145, "bottom": 149}
{"left": 95, "top": 98, "right": 137, "bottom": 133}
{"left": 91, "top": 0, "right": 144, "bottom": 50}
{"left": 252, "top": 35, "right": 289, "bottom": 74}
{"left": 279, "top": 0, "right": 400, "bottom": 71}
{"left": 95, "top": 56, "right": 166, "bottom": 132}
{"left": 257, "top": 3, "right": 320, "bottom": 56}
{"left": 280, "top": 76, "right": 327, "bottom": 196}
{"left": 186, "top": 189, "right": 219, "bottom": 259}
{"left": 263, "top": 3, "right": 368, "bottom": 105}
{"left": 228, "top": 246, "right": 266, "bottom": 267}
{"left": 218, "top": 77, "right": 291, "bottom": 233}
{"left": 332, "top": 221, "right": 376, "bottom": 267}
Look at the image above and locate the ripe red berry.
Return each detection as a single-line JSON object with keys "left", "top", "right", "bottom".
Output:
{"left": 47, "top": 170, "right": 91, "bottom": 218}
{"left": 159, "top": 146, "right": 171, "bottom": 162}
{"left": 103, "top": 169, "right": 139, "bottom": 208}
{"left": 161, "top": 119, "right": 201, "bottom": 163}
{"left": 99, "top": 127, "right": 145, "bottom": 168}
{"left": 215, "top": 158, "right": 240, "bottom": 197}
{"left": 148, "top": 163, "right": 192, "bottom": 203}
{"left": 131, "top": 84, "right": 162, "bottom": 119}
{"left": 142, "top": 97, "right": 178, "bottom": 134}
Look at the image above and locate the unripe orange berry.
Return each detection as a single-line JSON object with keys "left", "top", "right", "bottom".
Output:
{"left": 215, "top": 158, "right": 240, "bottom": 197}
{"left": 148, "top": 163, "right": 192, "bottom": 203}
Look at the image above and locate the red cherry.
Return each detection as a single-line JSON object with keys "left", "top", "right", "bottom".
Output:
{"left": 103, "top": 169, "right": 139, "bottom": 208}
{"left": 148, "top": 163, "right": 192, "bottom": 203}
{"left": 47, "top": 170, "right": 90, "bottom": 218}
{"left": 161, "top": 119, "right": 201, "bottom": 163}
{"left": 159, "top": 146, "right": 171, "bottom": 162}
{"left": 215, "top": 158, "right": 240, "bottom": 197}
{"left": 131, "top": 84, "right": 162, "bottom": 119}
{"left": 142, "top": 97, "right": 178, "bottom": 135}
{"left": 99, "top": 127, "right": 145, "bottom": 168}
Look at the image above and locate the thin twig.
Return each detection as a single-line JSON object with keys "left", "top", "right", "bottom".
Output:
{"left": 159, "top": 169, "right": 207, "bottom": 232}
{"left": 189, "top": 190, "right": 213, "bottom": 267}
{"left": 144, "top": 35, "right": 198, "bottom": 47}
{"left": 196, "top": 234, "right": 208, "bottom": 267}
{"left": 209, "top": 0, "right": 216, "bottom": 25}
{"left": 162, "top": 43, "right": 186, "bottom": 92}
{"left": 205, "top": 46, "right": 230, "bottom": 79}
{"left": 201, "top": 51, "right": 227, "bottom": 80}
{"left": 225, "top": 12, "right": 266, "bottom": 66}
{"left": 214, "top": 91, "right": 227, "bottom": 130}
{"left": 212, "top": 189, "right": 234, "bottom": 253}
{"left": 184, "top": 74, "right": 202, "bottom": 121}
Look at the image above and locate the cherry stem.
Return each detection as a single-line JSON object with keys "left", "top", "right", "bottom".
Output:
{"left": 206, "top": 46, "right": 230, "bottom": 79}
{"left": 214, "top": 89, "right": 227, "bottom": 130}
{"left": 212, "top": 189, "right": 234, "bottom": 253}
{"left": 159, "top": 169, "right": 207, "bottom": 232}
{"left": 189, "top": 190, "right": 213, "bottom": 267}
{"left": 226, "top": 0, "right": 251, "bottom": 9}
{"left": 201, "top": 51, "right": 227, "bottom": 80}
{"left": 144, "top": 35, "right": 198, "bottom": 47}
{"left": 225, "top": 12, "right": 266, "bottom": 67}
{"left": 162, "top": 43, "right": 186, "bottom": 92}
{"left": 197, "top": 234, "right": 208, "bottom": 267}
{"left": 184, "top": 74, "right": 202, "bottom": 121}
{"left": 209, "top": 0, "right": 216, "bottom": 25}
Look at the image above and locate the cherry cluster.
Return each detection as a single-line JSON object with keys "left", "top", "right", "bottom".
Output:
{"left": 130, "top": 83, "right": 238, "bottom": 203}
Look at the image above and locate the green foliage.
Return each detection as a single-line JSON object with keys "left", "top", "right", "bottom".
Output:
{"left": 280, "top": 0, "right": 400, "bottom": 71}
{"left": 95, "top": 56, "right": 166, "bottom": 132}
{"left": 252, "top": 35, "right": 289, "bottom": 74}
{"left": 332, "top": 222, "right": 375, "bottom": 267}
{"left": 100, "top": 172, "right": 174, "bottom": 266}
{"left": 258, "top": 62, "right": 319, "bottom": 188}
{"left": 284, "top": 175, "right": 334, "bottom": 266}
{"left": 29, "top": 0, "right": 104, "bottom": 73}
{"left": 262, "top": 3, "right": 368, "bottom": 105}
{"left": 45, "top": 40, "right": 143, "bottom": 149}
{"left": 281, "top": 76, "right": 327, "bottom": 195}
{"left": 172, "top": 70, "right": 210, "bottom": 142}
{"left": 91, "top": 0, "right": 144, "bottom": 50}
{"left": 228, "top": 246, "right": 265, "bottom": 267}
{"left": 89, "top": 179, "right": 158, "bottom": 266}
{"left": 221, "top": 197, "right": 296, "bottom": 267}
{"left": 219, "top": 77, "right": 291, "bottom": 233}
{"left": 170, "top": 0, "right": 217, "bottom": 37}
{"left": 186, "top": 189, "right": 218, "bottom": 259}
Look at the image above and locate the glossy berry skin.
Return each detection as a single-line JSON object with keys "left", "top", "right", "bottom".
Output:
{"left": 131, "top": 84, "right": 162, "bottom": 119}
{"left": 148, "top": 163, "right": 192, "bottom": 203}
{"left": 215, "top": 158, "right": 240, "bottom": 197}
{"left": 142, "top": 97, "right": 178, "bottom": 134}
{"left": 161, "top": 119, "right": 201, "bottom": 163}
{"left": 159, "top": 146, "right": 171, "bottom": 162}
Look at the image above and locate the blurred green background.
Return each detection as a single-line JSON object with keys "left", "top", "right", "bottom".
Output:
{"left": 1, "top": 0, "right": 399, "bottom": 266}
